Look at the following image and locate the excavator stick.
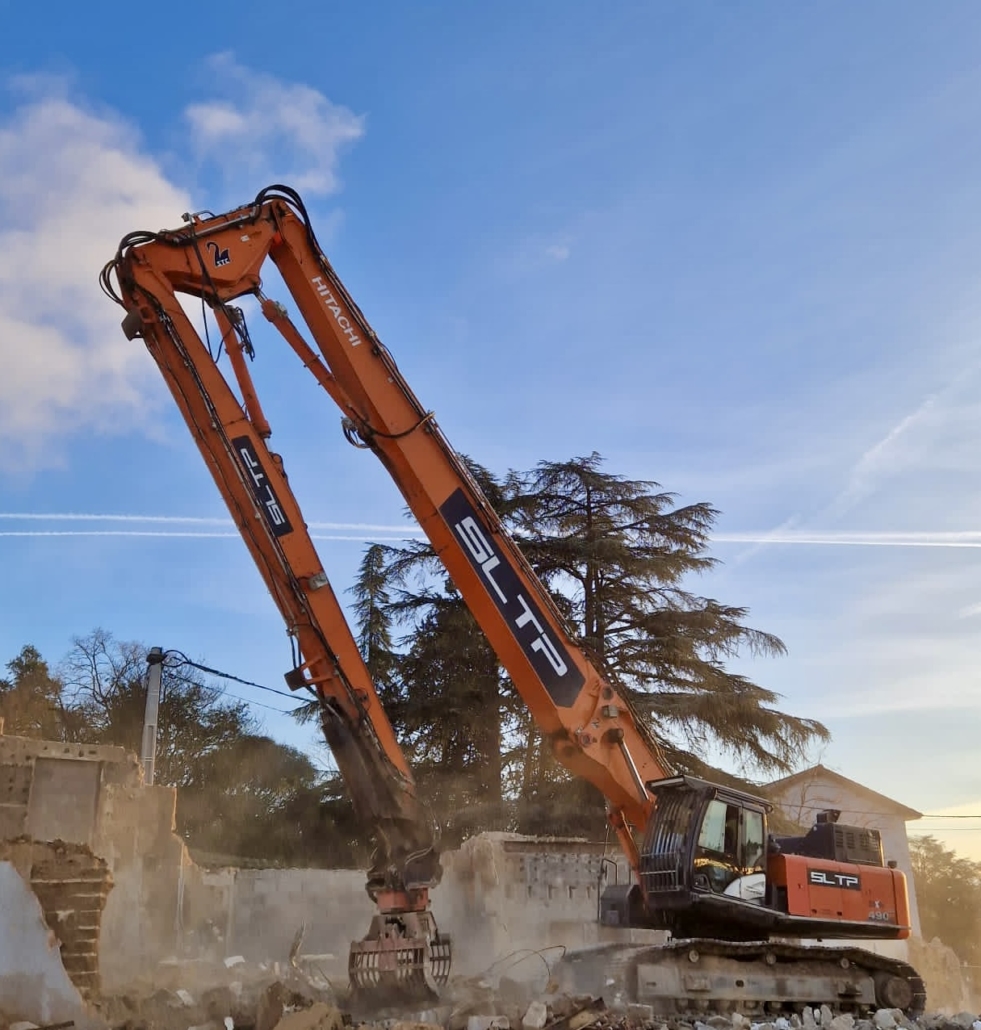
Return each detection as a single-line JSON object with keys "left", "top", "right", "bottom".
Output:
{"left": 348, "top": 897, "right": 451, "bottom": 1003}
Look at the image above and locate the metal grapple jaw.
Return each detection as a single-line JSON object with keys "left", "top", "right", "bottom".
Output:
{"left": 348, "top": 891, "right": 451, "bottom": 1004}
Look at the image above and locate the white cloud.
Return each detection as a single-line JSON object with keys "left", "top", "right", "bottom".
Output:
{"left": 0, "top": 89, "right": 190, "bottom": 471}
{"left": 0, "top": 61, "right": 365, "bottom": 472}
{"left": 545, "top": 243, "right": 571, "bottom": 261}
{"left": 184, "top": 53, "right": 364, "bottom": 195}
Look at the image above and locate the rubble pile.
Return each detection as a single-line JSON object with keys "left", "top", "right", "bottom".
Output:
{"left": 86, "top": 986, "right": 981, "bottom": 1030}
{"left": 2, "top": 939, "right": 979, "bottom": 1030}
{"left": 3, "top": 958, "right": 977, "bottom": 1030}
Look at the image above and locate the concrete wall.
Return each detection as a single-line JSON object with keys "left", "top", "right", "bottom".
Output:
{"left": 191, "top": 865, "right": 372, "bottom": 968}
{"left": 436, "top": 834, "right": 663, "bottom": 978}
{"left": 767, "top": 771, "right": 922, "bottom": 935}
{"left": 186, "top": 834, "right": 663, "bottom": 985}
{"left": 0, "top": 737, "right": 138, "bottom": 843}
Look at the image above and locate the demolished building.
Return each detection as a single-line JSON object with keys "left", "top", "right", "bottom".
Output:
{"left": 0, "top": 729, "right": 975, "bottom": 1025}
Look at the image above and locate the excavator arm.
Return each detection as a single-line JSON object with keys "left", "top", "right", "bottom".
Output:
{"left": 102, "top": 189, "right": 449, "bottom": 996}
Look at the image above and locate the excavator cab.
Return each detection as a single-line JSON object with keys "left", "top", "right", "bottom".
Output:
{"left": 601, "top": 776, "right": 775, "bottom": 938}
{"left": 603, "top": 775, "right": 909, "bottom": 946}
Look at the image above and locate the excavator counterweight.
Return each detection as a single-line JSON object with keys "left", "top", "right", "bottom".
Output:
{"left": 102, "top": 184, "right": 926, "bottom": 1016}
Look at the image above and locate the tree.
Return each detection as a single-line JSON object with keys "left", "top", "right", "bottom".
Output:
{"left": 179, "top": 734, "right": 327, "bottom": 863}
{"left": 0, "top": 632, "right": 347, "bottom": 865}
{"left": 351, "top": 453, "right": 829, "bottom": 839}
{"left": 506, "top": 455, "right": 827, "bottom": 777}
{"left": 0, "top": 645, "right": 67, "bottom": 739}
{"left": 345, "top": 461, "right": 528, "bottom": 842}
{"left": 57, "top": 629, "right": 337, "bottom": 863}
{"left": 909, "top": 835, "right": 981, "bottom": 968}
{"left": 59, "top": 629, "right": 257, "bottom": 788}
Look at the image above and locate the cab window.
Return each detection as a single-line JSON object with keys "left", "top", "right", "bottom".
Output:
{"left": 694, "top": 800, "right": 765, "bottom": 895}
{"left": 740, "top": 808, "right": 765, "bottom": 871}
{"left": 695, "top": 800, "right": 741, "bottom": 893}
{"left": 697, "top": 799, "right": 735, "bottom": 855}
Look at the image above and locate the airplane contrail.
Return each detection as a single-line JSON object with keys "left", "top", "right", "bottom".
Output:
{"left": 2, "top": 517, "right": 980, "bottom": 547}
{"left": 0, "top": 513, "right": 424, "bottom": 534}
{"left": 713, "top": 530, "right": 981, "bottom": 547}
{"left": 0, "top": 530, "right": 401, "bottom": 542}
{"left": 0, "top": 513, "right": 229, "bottom": 523}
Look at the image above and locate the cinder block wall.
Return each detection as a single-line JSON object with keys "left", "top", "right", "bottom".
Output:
{"left": 184, "top": 834, "right": 660, "bottom": 984}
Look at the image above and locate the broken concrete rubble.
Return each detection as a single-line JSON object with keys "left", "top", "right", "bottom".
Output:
{"left": 2, "top": 937, "right": 973, "bottom": 1030}
{"left": 271, "top": 1002, "right": 344, "bottom": 1030}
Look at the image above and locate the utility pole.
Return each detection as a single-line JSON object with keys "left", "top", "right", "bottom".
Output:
{"left": 142, "top": 647, "right": 164, "bottom": 786}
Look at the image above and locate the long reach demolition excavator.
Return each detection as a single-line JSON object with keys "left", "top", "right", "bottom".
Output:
{"left": 102, "top": 185, "right": 925, "bottom": 1018}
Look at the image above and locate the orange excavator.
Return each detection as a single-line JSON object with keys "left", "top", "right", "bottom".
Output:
{"left": 102, "top": 185, "right": 925, "bottom": 1016}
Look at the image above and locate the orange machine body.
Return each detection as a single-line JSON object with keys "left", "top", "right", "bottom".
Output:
{"left": 768, "top": 853, "right": 911, "bottom": 937}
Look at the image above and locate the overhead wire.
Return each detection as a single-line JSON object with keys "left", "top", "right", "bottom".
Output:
{"left": 163, "top": 648, "right": 307, "bottom": 704}
{"left": 212, "top": 687, "right": 298, "bottom": 715}
{"left": 786, "top": 801, "right": 981, "bottom": 820}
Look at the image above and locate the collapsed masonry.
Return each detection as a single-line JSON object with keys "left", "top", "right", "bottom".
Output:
{"left": 0, "top": 733, "right": 190, "bottom": 1002}
{"left": 0, "top": 837, "right": 111, "bottom": 998}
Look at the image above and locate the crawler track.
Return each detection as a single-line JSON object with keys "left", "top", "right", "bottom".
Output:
{"left": 555, "top": 940, "right": 926, "bottom": 1019}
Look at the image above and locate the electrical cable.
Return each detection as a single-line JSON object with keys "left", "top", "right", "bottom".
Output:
{"left": 786, "top": 801, "right": 981, "bottom": 820}
{"left": 214, "top": 687, "right": 302, "bottom": 716}
{"left": 164, "top": 649, "right": 305, "bottom": 703}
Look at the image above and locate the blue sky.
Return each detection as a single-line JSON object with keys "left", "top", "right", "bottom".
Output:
{"left": 1, "top": 2, "right": 980, "bottom": 858}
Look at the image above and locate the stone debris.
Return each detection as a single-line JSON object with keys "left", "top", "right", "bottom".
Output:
{"left": 5, "top": 949, "right": 974, "bottom": 1030}
{"left": 467, "top": 1017, "right": 510, "bottom": 1030}
{"left": 523, "top": 1003, "right": 549, "bottom": 1030}
{"left": 272, "top": 1002, "right": 344, "bottom": 1030}
{"left": 90, "top": 964, "right": 981, "bottom": 1030}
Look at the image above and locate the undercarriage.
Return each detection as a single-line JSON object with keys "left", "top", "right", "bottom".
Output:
{"left": 555, "top": 939, "right": 927, "bottom": 1019}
